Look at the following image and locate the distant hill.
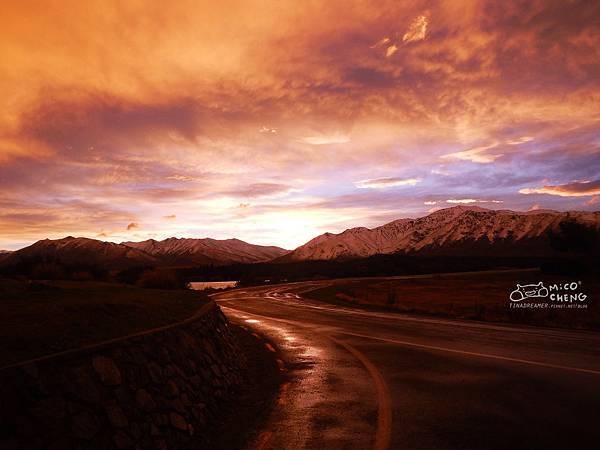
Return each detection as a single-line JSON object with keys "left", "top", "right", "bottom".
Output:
{"left": 122, "top": 237, "right": 288, "bottom": 266}
{"left": 279, "top": 206, "right": 600, "bottom": 261}
{"left": 0, "top": 236, "right": 289, "bottom": 279}
{"left": 2, "top": 207, "right": 598, "bottom": 281}
{"left": 0, "top": 250, "right": 12, "bottom": 264}
{"left": 0, "top": 237, "right": 158, "bottom": 277}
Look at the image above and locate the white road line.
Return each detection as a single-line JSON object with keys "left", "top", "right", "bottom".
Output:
{"left": 216, "top": 290, "right": 600, "bottom": 341}
{"left": 334, "top": 331, "right": 600, "bottom": 376}
{"left": 219, "top": 305, "right": 600, "bottom": 376}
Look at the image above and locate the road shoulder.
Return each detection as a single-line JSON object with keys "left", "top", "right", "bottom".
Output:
{"left": 210, "top": 324, "right": 285, "bottom": 450}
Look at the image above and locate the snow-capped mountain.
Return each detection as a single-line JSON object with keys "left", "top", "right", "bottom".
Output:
{"left": 122, "top": 237, "right": 288, "bottom": 265}
{"left": 280, "top": 206, "right": 600, "bottom": 261}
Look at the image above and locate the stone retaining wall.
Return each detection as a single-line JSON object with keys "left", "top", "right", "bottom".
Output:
{"left": 0, "top": 302, "right": 246, "bottom": 450}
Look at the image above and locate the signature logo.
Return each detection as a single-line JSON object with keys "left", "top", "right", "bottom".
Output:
{"left": 508, "top": 281, "right": 588, "bottom": 306}
{"left": 509, "top": 282, "right": 549, "bottom": 302}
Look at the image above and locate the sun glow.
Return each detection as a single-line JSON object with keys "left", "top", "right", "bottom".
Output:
{"left": 0, "top": 1, "right": 598, "bottom": 250}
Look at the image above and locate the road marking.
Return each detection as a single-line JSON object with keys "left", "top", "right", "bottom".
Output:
{"left": 225, "top": 305, "right": 392, "bottom": 450}
{"left": 329, "top": 336, "right": 392, "bottom": 450}
{"left": 222, "top": 294, "right": 584, "bottom": 339}
{"left": 337, "top": 331, "right": 600, "bottom": 376}
{"left": 221, "top": 305, "right": 600, "bottom": 376}
{"left": 255, "top": 294, "right": 598, "bottom": 340}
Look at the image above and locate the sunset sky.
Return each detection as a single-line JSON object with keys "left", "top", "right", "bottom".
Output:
{"left": 1, "top": 0, "right": 599, "bottom": 250}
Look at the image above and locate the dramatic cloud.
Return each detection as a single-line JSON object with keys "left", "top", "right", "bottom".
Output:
{"left": 0, "top": 0, "right": 599, "bottom": 250}
{"left": 519, "top": 180, "right": 600, "bottom": 197}
{"left": 126, "top": 222, "right": 139, "bottom": 231}
{"left": 259, "top": 126, "right": 277, "bottom": 134}
{"left": 372, "top": 13, "right": 429, "bottom": 58}
{"left": 385, "top": 45, "right": 399, "bottom": 58}
{"left": 586, "top": 197, "right": 600, "bottom": 206}
{"left": 300, "top": 134, "right": 351, "bottom": 145}
{"left": 403, "top": 15, "right": 429, "bottom": 44}
{"left": 442, "top": 143, "right": 502, "bottom": 164}
{"left": 371, "top": 37, "right": 390, "bottom": 48}
{"left": 355, "top": 178, "right": 422, "bottom": 189}
{"left": 506, "top": 136, "right": 534, "bottom": 146}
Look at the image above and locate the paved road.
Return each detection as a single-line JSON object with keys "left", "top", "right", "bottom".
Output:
{"left": 213, "top": 278, "right": 600, "bottom": 450}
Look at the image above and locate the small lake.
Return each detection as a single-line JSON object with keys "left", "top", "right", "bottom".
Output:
{"left": 189, "top": 281, "right": 239, "bottom": 291}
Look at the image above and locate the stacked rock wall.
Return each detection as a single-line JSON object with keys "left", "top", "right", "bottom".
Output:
{"left": 0, "top": 302, "right": 245, "bottom": 450}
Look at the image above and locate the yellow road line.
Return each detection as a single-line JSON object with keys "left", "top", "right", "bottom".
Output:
{"left": 329, "top": 335, "right": 392, "bottom": 450}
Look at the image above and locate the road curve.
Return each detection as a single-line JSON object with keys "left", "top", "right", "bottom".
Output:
{"left": 213, "top": 279, "right": 600, "bottom": 450}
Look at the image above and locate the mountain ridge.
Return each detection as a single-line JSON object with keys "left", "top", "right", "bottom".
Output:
{"left": 0, "top": 236, "right": 158, "bottom": 274}
{"left": 1, "top": 206, "right": 598, "bottom": 276}
{"left": 279, "top": 206, "right": 600, "bottom": 261}
{"left": 121, "top": 237, "right": 288, "bottom": 265}
{"left": 0, "top": 235, "right": 289, "bottom": 275}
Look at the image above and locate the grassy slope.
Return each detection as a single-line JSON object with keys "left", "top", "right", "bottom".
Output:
{"left": 303, "top": 271, "right": 600, "bottom": 330}
{"left": 0, "top": 279, "right": 209, "bottom": 366}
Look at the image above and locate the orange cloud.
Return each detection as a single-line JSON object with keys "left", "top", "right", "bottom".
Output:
{"left": 403, "top": 14, "right": 429, "bottom": 44}
{"left": 519, "top": 180, "right": 600, "bottom": 197}
{"left": 385, "top": 45, "right": 398, "bottom": 58}
{"left": 442, "top": 143, "right": 503, "bottom": 164}
{"left": 0, "top": 1, "right": 598, "bottom": 249}
{"left": 586, "top": 197, "right": 600, "bottom": 206}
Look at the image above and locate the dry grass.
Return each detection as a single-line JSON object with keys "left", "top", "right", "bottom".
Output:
{"left": 304, "top": 271, "right": 599, "bottom": 330}
{"left": 0, "top": 279, "right": 208, "bottom": 366}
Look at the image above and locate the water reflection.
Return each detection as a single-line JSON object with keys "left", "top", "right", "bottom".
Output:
{"left": 189, "top": 280, "right": 238, "bottom": 290}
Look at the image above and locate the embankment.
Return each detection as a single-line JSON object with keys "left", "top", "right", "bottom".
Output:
{"left": 0, "top": 301, "right": 246, "bottom": 449}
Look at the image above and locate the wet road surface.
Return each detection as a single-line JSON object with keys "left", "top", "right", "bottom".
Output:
{"left": 213, "top": 278, "right": 600, "bottom": 450}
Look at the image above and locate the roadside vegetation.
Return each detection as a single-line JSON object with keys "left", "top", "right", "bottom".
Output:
{"left": 178, "top": 254, "right": 597, "bottom": 287}
{"left": 302, "top": 271, "right": 599, "bottom": 330}
{"left": 0, "top": 279, "right": 208, "bottom": 367}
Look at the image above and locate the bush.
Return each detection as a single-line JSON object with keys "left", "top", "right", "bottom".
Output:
{"left": 136, "top": 269, "right": 187, "bottom": 290}
{"left": 30, "top": 262, "right": 66, "bottom": 280}
{"left": 548, "top": 220, "right": 599, "bottom": 253}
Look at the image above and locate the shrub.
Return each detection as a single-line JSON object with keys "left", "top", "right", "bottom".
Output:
{"left": 548, "top": 220, "right": 599, "bottom": 253}
{"left": 30, "top": 262, "right": 66, "bottom": 280}
{"left": 136, "top": 269, "right": 187, "bottom": 290}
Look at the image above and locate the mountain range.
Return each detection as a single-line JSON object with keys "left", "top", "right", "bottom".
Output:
{"left": 0, "top": 237, "right": 157, "bottom": 271}
{"left": 122, "top": 237, "right": 287, "bottom": 265}
{"left": 0, "top": 206, "right": 598, "bottom": 277}
{"left": 279, "top": 206, "right": 600, "bottom": 261}
{"left": 0, "top": 237, "right": 288, "bottom": 274}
